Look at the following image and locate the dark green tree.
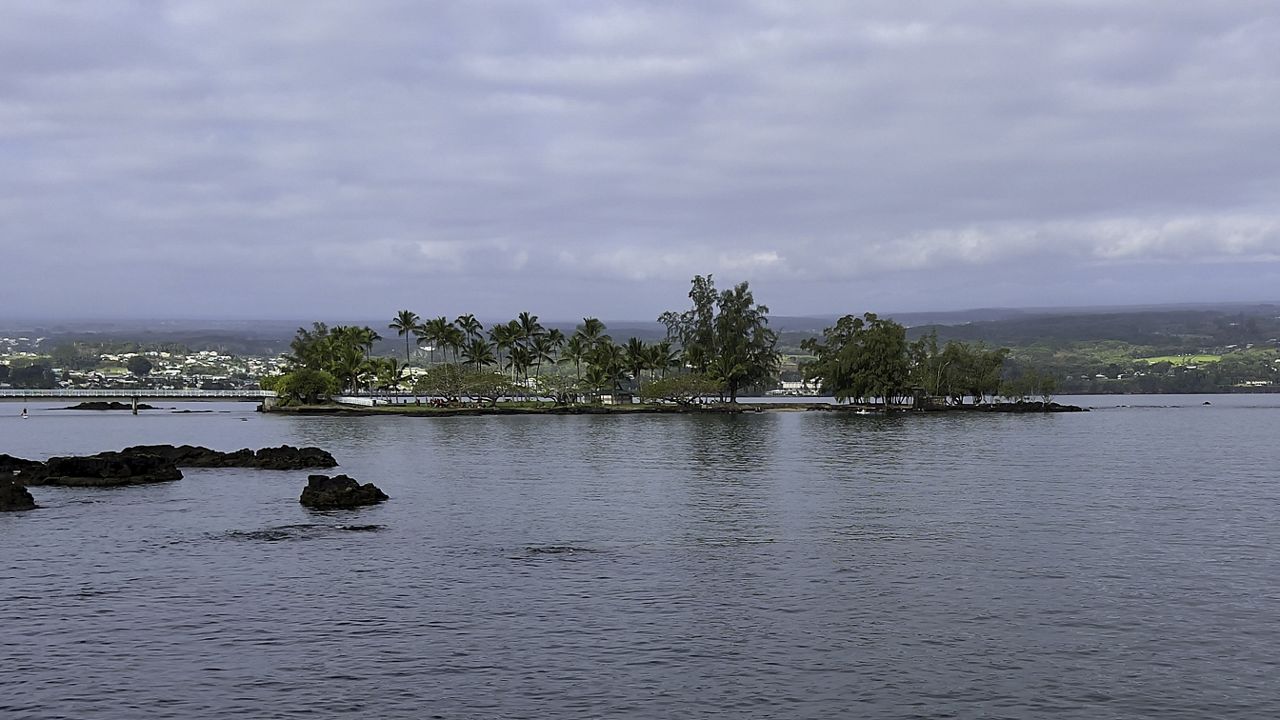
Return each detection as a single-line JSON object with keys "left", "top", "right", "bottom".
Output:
{"left": 276, "top": 368, "right": 340, "bottom": 404}
{"left": 661, "top": 275, "right": 779, "bottom": 402}
{"left": 9, "top": 363, "right": 56, "bottom": 389}
{"left": 127, "top": 355, "right": 154, "bottom": 378}
{"left": 802, "top": 313, "right": 909, "bottom": 405}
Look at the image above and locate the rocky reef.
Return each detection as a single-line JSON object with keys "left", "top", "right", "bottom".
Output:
{"left": 10, "top": 444, "right": 338, "bottom": 491}
{"left": 16, "top": 451, "right": 183, "bottom": 487}
{"left": 299, "top": 474, "right": 388, "bottom": 510}
{"left": 121, "top": 444, "right": 338, "bottom": 470}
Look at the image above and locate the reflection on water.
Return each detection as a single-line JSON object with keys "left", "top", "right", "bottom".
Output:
{"left": 2, "top": 396, "right": 1279, "bottom": 718}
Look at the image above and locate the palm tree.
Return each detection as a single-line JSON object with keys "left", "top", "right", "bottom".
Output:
{"left": 546, "top": 328, "right": 566, "bottom": 355}
{"left": 517, "top": 311, "right": 545, "bottom": 348}
{"left": 416, "top": 316, "right": 452, "bottom": 364}
{"left": 588, "top": 342, "right": 625, "bottom": 385}
{"left": 647, "top": 340, "right": 682, "bottom": 378}
{"left": 507, "top": 344, "right": 533, "bottom": 385}
{"left": 351, "top": 326, "right": 381, "bottom": 357}
{"left": 388, "top": 310, "right": 421, "bottom": 364}
{"left": 489, "top": 323, "right": 515, "bottom": 369}
{"left": 328, "top": 339, "right": 367, "bottom": 393}
{"left": 443, "top": 325, "right": 465, "bottom": 364}
{"left": 373, "top": 357, "right": 408, "bottom": 394}
{"left": 531, "top": 333, "right": 559, "bottom": 379}
{"left": 624, "top": 337, "right": 650, "bottom": 388}
{"left": 330, "top": 326, "right": 373, "bottom": 359}
{"left": 575, "top": 317, "right": 608, "bottom": 347}
{"left": 560, "top": 334, "right": 588, "bottom": 380}
{"left": 287, "top": 322, "right": 331, "bottom": 370}
{"left": 462, "top": 338, "right": 496, "bottom": 369}
{"left": 455, "top": 314, "right": 484, "bottom": 344}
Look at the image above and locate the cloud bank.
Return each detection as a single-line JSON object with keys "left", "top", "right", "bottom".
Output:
{"left": 1, "top": 1, "right": 1278, "bottom": 319}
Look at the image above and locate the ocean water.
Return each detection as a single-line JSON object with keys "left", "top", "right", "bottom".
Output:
{"left": 2, "top": 395, "right": 1278, "bottom": 718}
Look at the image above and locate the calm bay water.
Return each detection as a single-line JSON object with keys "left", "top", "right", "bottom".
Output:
{"left": 2, "top": 395, "right": 1278, "bottom": 719}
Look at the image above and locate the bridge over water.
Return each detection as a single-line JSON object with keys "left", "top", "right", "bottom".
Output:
{"left": 0, "top": 389, "right": 276, "bottom": 413}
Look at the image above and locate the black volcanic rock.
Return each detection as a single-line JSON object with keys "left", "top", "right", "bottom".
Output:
{"left": 18, "top": 451, "right": 183, "bottom": 487}
{"left": 299, "top": 474, "right": 388, "bottom": 509}
{"left": 121, "top": 444, "right": 336, "bottom": 470}
{"left": 66, "top": 401, "right": 156, "bottom": 411}
{"left": 123, "top": 444, "right": 255, "bottom": 468}
{"left": 1, "top": 454, "right": 41, "bottom": 474}
{"left": 0, "top": 478, "right": 37, "bottom": 511}
{"left": 253, "top": 445, "right": 338, "bottom": 470}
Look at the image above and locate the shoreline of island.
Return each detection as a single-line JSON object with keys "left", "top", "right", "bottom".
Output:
{"left": 261, "top": 400, "right": 1087, "bottom": 417}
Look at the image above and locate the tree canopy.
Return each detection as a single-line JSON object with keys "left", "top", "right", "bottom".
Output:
{"left": 804, "top": 317, "right": 1013, "bottom": 405}
{"left": 659, "top": 275, "right": 779, "bottom": 402}
{"left": 802, "top": 313, "right": 910, "bottom": 404}
{"left": 127, "top": 356, "right": 154, "bottom": 377}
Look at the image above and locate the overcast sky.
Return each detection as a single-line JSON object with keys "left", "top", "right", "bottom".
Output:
{"left": 2, "top": 1, "right": 1278, "bottom": 321}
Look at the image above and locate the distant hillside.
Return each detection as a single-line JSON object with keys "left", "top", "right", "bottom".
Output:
{"left": 910, "top": 305, "right": 1280, "bottom": 350}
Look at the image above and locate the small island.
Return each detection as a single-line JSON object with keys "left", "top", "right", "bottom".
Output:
{"left": 64, "top": 401, "right": 157, "bottom": 411}
{"left": 261, "top": 275, "right": 1079, "bottom": 417}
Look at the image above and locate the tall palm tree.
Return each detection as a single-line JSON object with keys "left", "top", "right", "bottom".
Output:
{"left": 388, "top": 310, "right": 421, "bottom": 364}
{"left": 489, "top": 323, "right": 515, "bottom": 369}
{"left": 624, "top": 337, "right": 650, "bottom": 388}
{"left": 531, "top": 333, "right": 558, "bottom": 379}
{"left": 444, "top": 325, "right": 466, "bottom": 364}
{"left": 350, "top": 326, "right": 381, "bottom": 357}
{"left": 416, "top": 316, "right": 452, "bottom": 364}
{"left": 455, "top": 314, "right": 484, "bottom": 344}
{"left": 546, "top": 328, "right": 566, "bottom": 356}
{"left": 575, "top": 317, "right": 608, "bottom": 347}
{"left": 517, "top": 311, "right": 545, "bottom": 348}
{"left": 648, "top": 340, "right": 682, "bottom": 379}
{"left": 507, "top": 344, "right": 533, "bottom": 384}
{"left": 561, "top": 334, "right": 589, "bottom": 380}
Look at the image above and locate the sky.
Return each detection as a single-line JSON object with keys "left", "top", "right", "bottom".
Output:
{"left": 2, "top": 1, "right": 1278, "bottom": 321}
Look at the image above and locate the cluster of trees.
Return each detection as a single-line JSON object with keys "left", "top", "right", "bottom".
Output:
{"left": 802, "top": 313, "right": 1027, "bottom": 405}
{"left": 267, "top": 277, "right": 1079, "bottom": 408}
{"left": 659, "top": 276, "right": 778, "bottom": 402}
{"left": 390, "top": 310, "right": 682, "bottom": 388}
{"left": 267, "top": 323, "right": 403, "bottom": 399}
{"left": 269, "top": 275, "right": 783, "bottom": 406}
{"left": 0, "top": 362, "right": 57, "bottom": 389}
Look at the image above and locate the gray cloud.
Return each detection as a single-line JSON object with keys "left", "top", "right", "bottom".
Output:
{"left": 2, "top": 0, "right": 1278, "bottom": 320}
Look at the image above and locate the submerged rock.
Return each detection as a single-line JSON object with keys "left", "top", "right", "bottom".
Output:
{"left": 299, "top": 474, "right": 388, "bottom": 510}
{"left": 17, "top": 451, "right": 183, "bottom": 487}
{"left": 0, "top": 478, "right": 37, "bottom": 511}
